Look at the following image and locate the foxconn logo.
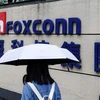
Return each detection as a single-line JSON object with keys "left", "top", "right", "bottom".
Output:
{"left": 0, "top": 20, "right": 4, "bottom": 33}
{"left": 0, "top": 12, "right": 6, "bottom": 34}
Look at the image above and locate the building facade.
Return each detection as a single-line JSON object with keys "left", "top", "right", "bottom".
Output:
{"left": 0, "top": 0, "right": 100, "bottom": 100}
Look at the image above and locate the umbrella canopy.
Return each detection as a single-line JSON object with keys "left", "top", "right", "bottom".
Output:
{"left": 0, "top": 44, "right": 79, "bottom": 65}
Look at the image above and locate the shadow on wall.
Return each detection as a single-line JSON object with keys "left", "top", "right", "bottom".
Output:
{"left": 0, "top": 88, "right": 21, "bottom": 100}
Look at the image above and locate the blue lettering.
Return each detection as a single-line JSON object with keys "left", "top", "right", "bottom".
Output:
{"left": 55, "top": 18, "right": 67, "bottom": 35}
{"left": 33, "top": 20, "right": 42, "bottom": 35}
{"left": 5, "top": 18, "right": 81, "bottom": 35}
{"left": 68, "top": 18, "right": 81, "bottom": 35}
{"left": 6, "top": 21, "right": 13, "bottom": 34}
{"left": 94, "top": 43, "right": 100, "bottom": 72}
{"left": 14, "top": 21, "right": 22, "bottom": 34}
{"left": 43, "top": 19, "right": 54, "bottom": 35}
{"left": 23, "top": 20, "right": 32, "bottom": 35}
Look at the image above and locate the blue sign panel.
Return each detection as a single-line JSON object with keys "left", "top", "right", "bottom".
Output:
{"left": 94, "top": 43, "right": 100, "bottom": 72}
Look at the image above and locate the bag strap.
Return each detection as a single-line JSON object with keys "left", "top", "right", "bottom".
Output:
{"left": 48, "top": 82, "right": 55, "bottom": 100}
{"left": 27, "top": 82, "right": 55, "bottom": 100}
{"left": 27, "top": 82, "right": 43, "bottom": 100}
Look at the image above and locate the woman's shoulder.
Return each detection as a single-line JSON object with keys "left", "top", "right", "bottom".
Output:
{"left": 23, "top": 82, "right": 30, "bottom": 88}
{"left": 21, "top": 83, "right": 38, "bottom": 100}
{"left": 53, "top": 82, "right": 61, "bottom": 91}
{"left": 53, "top": 82, "right": 59, "bottom": 87}
{"left": 23, "top": 82, "right": 33, "bottom": 93}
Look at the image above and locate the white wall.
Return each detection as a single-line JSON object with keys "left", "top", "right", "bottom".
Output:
{"left": 0, "top": 0, "right": 100, "bottom": 100}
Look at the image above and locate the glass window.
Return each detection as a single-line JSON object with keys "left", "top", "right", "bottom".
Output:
{"left": 0, "top": 0, "right": 57, "bottom": 5}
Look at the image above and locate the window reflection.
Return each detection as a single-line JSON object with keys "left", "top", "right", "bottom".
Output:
{"left": 0, "top": 0, "right": 56, "bottom": 5}
{"left": 0, "top": 0, "right": 38, "bottom": 5}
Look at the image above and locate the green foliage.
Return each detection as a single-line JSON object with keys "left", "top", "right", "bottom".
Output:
{"left": 0, "top": 2, "right": 4, "bottom": 5}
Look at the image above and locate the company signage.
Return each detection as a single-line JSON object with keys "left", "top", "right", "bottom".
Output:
{"left": 1, "top": 12, "right": 100, "bottom": 73}
{"left": 0, "top": 12, "right": 6, "bottom": 34}
{"left": 0, "top": 12, "right": 81, "bottom": 35}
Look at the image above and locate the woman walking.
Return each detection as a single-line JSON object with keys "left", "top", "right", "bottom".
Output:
{"left": 21, "top": 63, "right": 61, "bottom": 100}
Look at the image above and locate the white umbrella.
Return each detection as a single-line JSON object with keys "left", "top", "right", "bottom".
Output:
{"left": 0, "top": 44, "right": 79, "bottom": 65}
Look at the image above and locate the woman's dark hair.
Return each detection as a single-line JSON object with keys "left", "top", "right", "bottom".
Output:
{"left": 23, "top": 74, "right": 27, "bottom": 85}
{"left": 26, "top": 63, "right": 54, "bottom": 85}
